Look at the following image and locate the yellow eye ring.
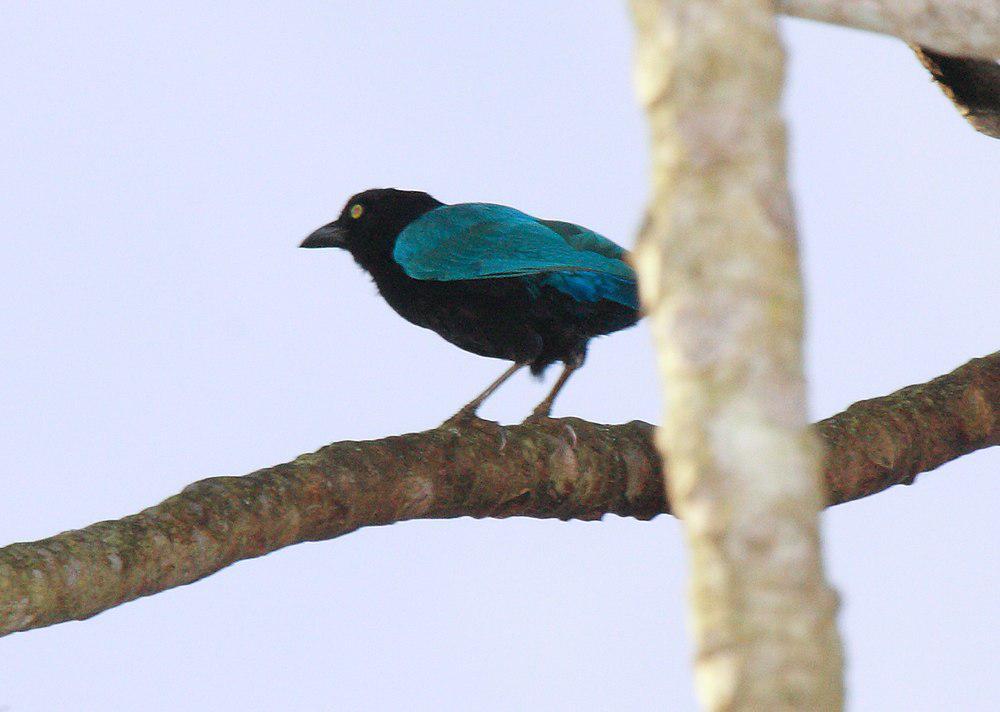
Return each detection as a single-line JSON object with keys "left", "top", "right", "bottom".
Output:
{"left": 349, "top": 204, "right": 364, "bottom": 219}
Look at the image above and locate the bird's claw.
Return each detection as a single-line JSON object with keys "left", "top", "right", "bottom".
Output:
{"left": 440, "top": 410, "right": 509, "bottom": 449}
{"left": 521, "top": 410, "right": 555, "bottom": 426}
{"left": 520, "top": 415, "right": 578, "bottom": 449}
{"left": 441, "top": 407, "right": 477, "bottom": 430}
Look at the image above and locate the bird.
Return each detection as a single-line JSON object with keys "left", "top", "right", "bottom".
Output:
{"left": 301, "top": 188, "right": 640, "bottom": 422}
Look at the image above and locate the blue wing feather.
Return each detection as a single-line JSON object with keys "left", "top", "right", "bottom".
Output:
{"left": 535, "top": 219, "right": 628, "bottom": 262}
{"left": 393, "top": 203, "right": 638, "bottom": 308}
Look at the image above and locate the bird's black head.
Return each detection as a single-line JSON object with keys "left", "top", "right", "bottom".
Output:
{"left": 301, "top": 188, "right": 443, "bottom": 270}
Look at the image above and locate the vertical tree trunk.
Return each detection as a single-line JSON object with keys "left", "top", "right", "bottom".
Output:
{"left": 629, "top": 1, "right": 845, "bottom": 709}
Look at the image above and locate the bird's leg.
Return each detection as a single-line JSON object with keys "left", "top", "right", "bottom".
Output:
{"left": 445, "top": 362, "right": 526, "bottom": 423}
{"left": 526, "top": 359, "right": 581, "bottom": 421}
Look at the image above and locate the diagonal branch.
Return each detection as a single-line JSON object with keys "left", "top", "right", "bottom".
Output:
{"left": 780, "top": 1, "right": 1000, "bottom": 59}
{"left": 780, "top": 1, "right": 1000, "bottom": 139}
{"left": 819, "top": 352, "right": 999, "bottom": 503}
{"left": 1, "top": 352, "right": 997, "bottom": 638}
{"left": 912, "top": 47, "right": 1000, "bottom": 138}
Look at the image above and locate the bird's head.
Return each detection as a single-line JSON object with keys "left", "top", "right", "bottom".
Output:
{"left": 301, "top": 188, "right": 442, "bottom": 267}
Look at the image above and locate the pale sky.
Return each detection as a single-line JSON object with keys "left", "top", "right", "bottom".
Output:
{"left": 1, "top": 3, "right": 997, "bottom": 710}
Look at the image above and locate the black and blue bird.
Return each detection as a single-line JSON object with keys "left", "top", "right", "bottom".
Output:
{"left": 301, "top": 189, "right": 640, "bottom": 421}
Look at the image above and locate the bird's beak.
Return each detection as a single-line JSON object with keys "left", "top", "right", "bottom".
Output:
{"left": 300, "top": 222, "right": 347, "bottom": 249}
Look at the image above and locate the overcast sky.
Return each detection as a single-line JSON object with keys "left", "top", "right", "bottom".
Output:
{"left": 1, "top": 3, "right": 997, "bottom": 710}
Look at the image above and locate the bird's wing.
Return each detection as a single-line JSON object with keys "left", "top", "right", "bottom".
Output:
{"left": 393, "top": 203, "right": 638, "bottom": 308}
{"left": 534, "top": 219, "right": 628, "bottom": 262}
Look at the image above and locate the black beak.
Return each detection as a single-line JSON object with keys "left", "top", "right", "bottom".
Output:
{"left": 300, "top": 222, "right": 347, "bottom": 249}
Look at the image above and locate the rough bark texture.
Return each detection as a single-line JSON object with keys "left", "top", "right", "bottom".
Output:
{"left": 819, "top": 354, "right": 999, "bottom": 505}
{"left": 629, "top": 1, "right": 844, "bottom": 708}
{"left": 0, "top": 353, "right": 997, "bottom": 639}
{"left": 912, "top": 47, "right": 1000, "bottom": 138}
{"left": 780, "top": 0, "right": 1000, "bottom": 59}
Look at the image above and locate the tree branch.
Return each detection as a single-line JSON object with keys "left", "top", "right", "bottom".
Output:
{"left": 630, "top": 1, "right": 843, "bottom": 706}
{"left": 0, "top": 353, "right": 996, "bottom": 638}
{"left": 819, "top": 353, "right": 999, "bottom": 504}
{"left": 780, "top": 1, "right": 1000, "bottom": 59}
{"left": 912, "top": 47, "right": 1000, "bottom": 138}
{"left": 780, "top": 1, "right": 1000, "bottom": 140}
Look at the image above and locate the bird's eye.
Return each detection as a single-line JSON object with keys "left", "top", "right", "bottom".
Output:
{"left": 349, "top": 204, "right": 364, "bottom": 219}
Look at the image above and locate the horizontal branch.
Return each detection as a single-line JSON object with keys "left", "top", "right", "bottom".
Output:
{"left": 1, "top": 352, "right": 997, "bottom": 638}
{"left": 780, "top": 1, "right": 1000, "bottom": 59}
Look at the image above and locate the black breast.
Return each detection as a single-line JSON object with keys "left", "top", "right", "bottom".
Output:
{"left": 368, "top": 265, "right": 638, "bottom": 374}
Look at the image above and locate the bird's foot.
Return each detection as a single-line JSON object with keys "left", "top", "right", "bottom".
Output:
{"left": 441, "top": 406, "right": 481, "bottom": 429}
{"left": 521, "top": 404, "right": 555, "bottom": 425}
{"left": 440, "top": 409, "right": 509, "bottom": 450}
{"left": 521, "top": 412, "right": 578, "bottom": 448}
